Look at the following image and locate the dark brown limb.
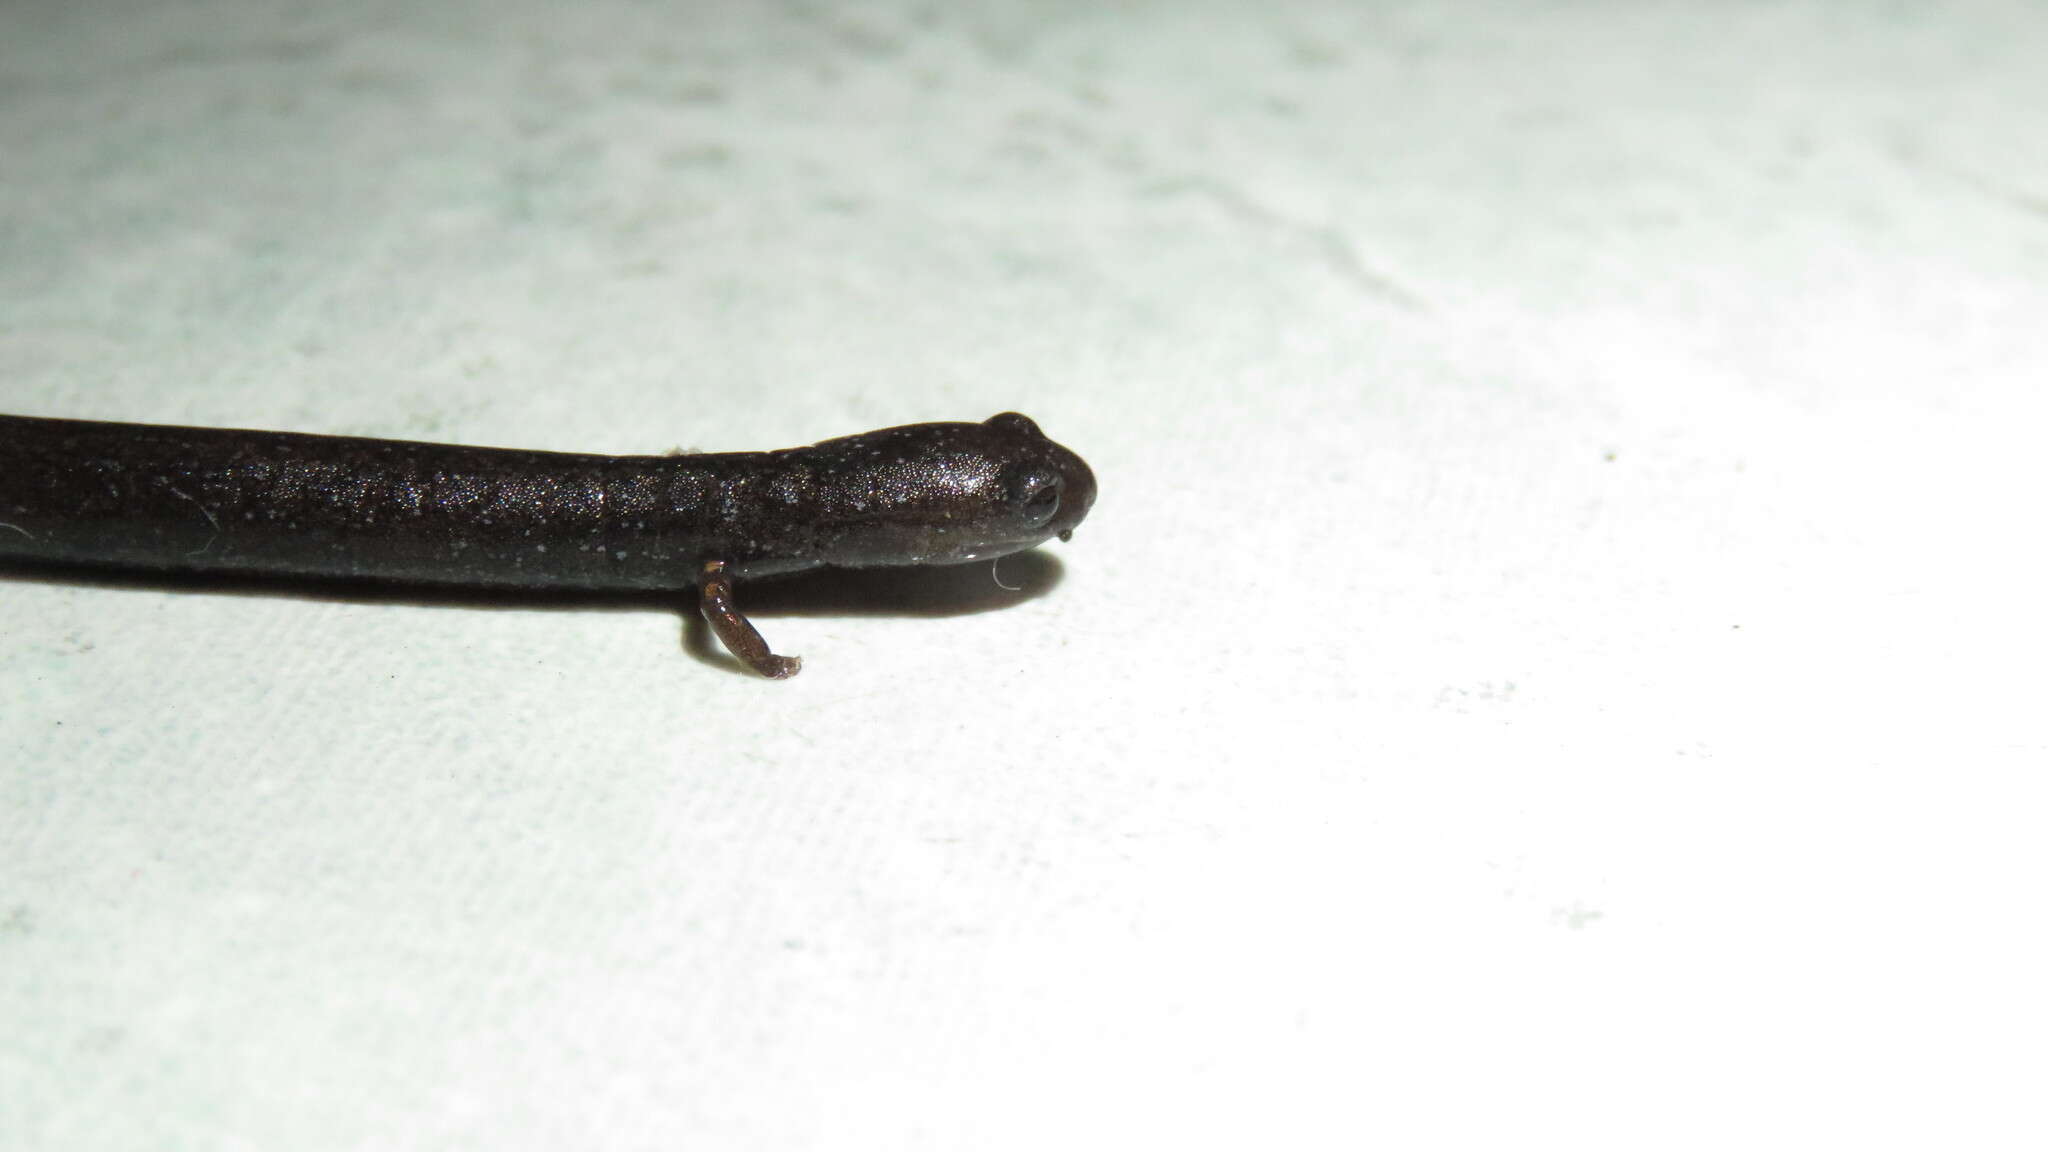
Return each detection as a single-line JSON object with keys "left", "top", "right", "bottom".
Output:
{"left": 697, "top": 560, "right": 801, "bottom": 679}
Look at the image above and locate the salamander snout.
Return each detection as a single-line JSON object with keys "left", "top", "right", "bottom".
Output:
{"left": 985, "top": 413, "right": 1094, "bottom": 544}
{"left": 1045, "top": 443, "right": 1094, "bottom": 543}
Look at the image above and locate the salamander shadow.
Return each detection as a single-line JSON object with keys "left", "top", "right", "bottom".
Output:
{"left": 0, "top": 550, "right": 1066, "bottom": 676}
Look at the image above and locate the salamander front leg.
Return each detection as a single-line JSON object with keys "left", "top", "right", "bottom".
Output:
{"left": 697, "top": 560, "right": 802, "bottom": 679}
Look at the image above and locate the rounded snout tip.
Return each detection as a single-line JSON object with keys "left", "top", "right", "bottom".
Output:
{"left": 1048, "top": 446, "right": 1096, "bottom": 543}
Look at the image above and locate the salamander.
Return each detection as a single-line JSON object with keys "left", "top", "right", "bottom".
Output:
{"left": 0, "top": 412, "right": 1096, "bottom": 678}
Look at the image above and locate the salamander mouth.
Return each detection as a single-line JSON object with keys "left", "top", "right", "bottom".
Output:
{"left": 950, "top": 534, "right": 1058, "bottom": 565}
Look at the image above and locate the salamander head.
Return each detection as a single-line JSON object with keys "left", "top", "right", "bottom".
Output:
{"left": 810, "top": 412, "right": 1096, "bottom": 569}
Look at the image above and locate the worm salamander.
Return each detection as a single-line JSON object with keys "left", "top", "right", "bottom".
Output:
{"left": 0, "top": 412, "right": 1096, "bottom": 678}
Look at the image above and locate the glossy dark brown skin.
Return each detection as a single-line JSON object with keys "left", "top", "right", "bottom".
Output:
{"left": 0, "top": 412, "right": 1096, "bottom": 677}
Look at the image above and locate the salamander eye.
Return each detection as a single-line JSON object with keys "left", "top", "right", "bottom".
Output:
{"left": 985, "top": 413, "right": 1043, "bottom": 438}
{"left": 1007, "top": 466, "right": 1062, "bottom": 525}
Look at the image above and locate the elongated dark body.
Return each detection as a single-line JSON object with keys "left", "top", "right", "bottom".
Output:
{"left": 0, "top": 413, "right": 1095, "bottom": 593}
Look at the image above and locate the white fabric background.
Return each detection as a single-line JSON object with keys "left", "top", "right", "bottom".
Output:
{"left": 4, "top": 1, "right": 2044, "bottom": 1147}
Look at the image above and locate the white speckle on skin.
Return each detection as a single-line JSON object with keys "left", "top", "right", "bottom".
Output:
{"left": 614, "top": 550, "right": 626, "bottom": 560}
{"left": 536, "top": 544, "right": 547, "bottom": 553}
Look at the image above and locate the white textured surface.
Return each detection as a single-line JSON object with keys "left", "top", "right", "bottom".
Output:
{"left": 4, "top": 1, "right": 2046, "bottom": 1147}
